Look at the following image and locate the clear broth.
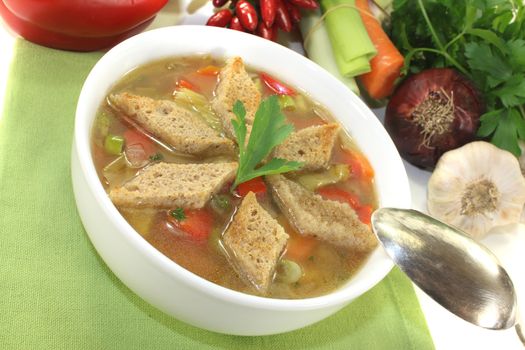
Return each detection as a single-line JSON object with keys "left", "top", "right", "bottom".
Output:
{"left": 91, "top": 56, "right": 377, "bottom": 299}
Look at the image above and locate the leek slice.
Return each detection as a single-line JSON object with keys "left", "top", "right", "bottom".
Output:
{"left": 299, "top": 9, "right": 360, "bottom": 94}
{"left": 173, "top": 88, "right": 223, "bottom": 132}
{"left": 319, "top": 0, "right": 377, "bottom": 77}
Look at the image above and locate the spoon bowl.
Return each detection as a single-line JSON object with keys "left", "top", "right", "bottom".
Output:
{"left": 371, "top": 207, "right": 517, "bottom": 330}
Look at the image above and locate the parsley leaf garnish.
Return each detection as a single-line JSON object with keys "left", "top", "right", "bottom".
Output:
{"left": 231, "top": 95, "right": 303, "bottom": 190}
{"left": 170, "top": 208, "right": 186, "bottom": 221}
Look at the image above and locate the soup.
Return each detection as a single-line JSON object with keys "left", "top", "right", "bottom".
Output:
{"left": 91, "top": 55, "right": 378, "bottom": 299}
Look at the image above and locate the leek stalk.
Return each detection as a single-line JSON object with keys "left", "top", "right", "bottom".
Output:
{"left": 299, "top": 9, "right": 360, "bottom": 95}
{"left": 319, "top": 0, "right": 377, "bottom": 77}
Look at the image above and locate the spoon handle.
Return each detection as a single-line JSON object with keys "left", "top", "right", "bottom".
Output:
{"left": 517, "top": 323, "right": 525, "bottom": 347}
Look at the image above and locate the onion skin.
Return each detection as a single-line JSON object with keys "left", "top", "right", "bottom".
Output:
{"left": 385, "top": 68, "right": 484, "bottom": 169}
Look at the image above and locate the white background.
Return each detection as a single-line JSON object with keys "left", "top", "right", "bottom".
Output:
{"left": 0, "top": 2, "right": 524, "bottom": 349}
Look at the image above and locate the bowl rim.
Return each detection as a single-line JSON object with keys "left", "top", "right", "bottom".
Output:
{"left": 74, "top": 25, "right": 411, "bottom": 311}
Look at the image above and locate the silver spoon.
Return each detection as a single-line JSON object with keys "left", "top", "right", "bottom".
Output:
{"left": 371, "top": 208, "right": 524, "bottom": 345}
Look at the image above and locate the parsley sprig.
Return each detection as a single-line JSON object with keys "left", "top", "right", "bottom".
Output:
{"left": 389, "top": 0, "right": 525, "bottom": 155}
{"left": 230, "top": 95, "right": 303, "bottom": 190}
{"left": 170, "top": 208, "right": 186, "bottom": 221}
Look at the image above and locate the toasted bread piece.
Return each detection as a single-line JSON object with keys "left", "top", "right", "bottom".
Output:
{"left": 273, "top": 123, "right": 340, "bottom": 171}
{"left": 222, "top": 192, "right": 288, "bottom": 292}
{"left": 211, "top": 57, "right": 261, "bottom": 139}
{"left": 109, "top": 93, "right": 235, "bottom": 156}
{"left": 109, "top": 162, "right": 237, "bottom": 209}
{"left": 267, "top": 174, "right": 376, "bottom": 251}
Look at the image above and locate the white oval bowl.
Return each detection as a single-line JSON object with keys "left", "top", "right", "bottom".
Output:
{"left": 72, "top": 25, "right": 411, "bottom": 336}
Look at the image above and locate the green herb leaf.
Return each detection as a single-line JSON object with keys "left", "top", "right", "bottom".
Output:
{"left": 389, "top": 0, "right": 525, "bottom": 156}
{"left": 231, "top": 96, "right": 303, "bottom": 189}
{"left": 476, "top": 110, "right": 502, "bottom": 137}
{"left": 491, "top": 110, "right": 521, "bottom": 156}
{"left": 464, "top": 42, "right": 512, "bottom": 84}
{"left": 465, "top": 28, "right": 509, "bottom": 54}
{"left": 510, "top": 109, "right": 525, "bottom": 141}
{"left": 149, "top": 152, "right": 163, "bottom": 161}
{"left": 507, "top": 39, "right": 525, "bottom": 67}
{"left": 170, "top": 208, "right": 186, "bottom": 221}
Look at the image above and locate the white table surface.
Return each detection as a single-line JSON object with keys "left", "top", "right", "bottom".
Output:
{"left": 1, "top": 3, "right": 524, "bottom": 349}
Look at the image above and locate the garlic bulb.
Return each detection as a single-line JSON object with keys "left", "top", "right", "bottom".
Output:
{"left": 427, "top": 141, "right": 525, "bottom": 239}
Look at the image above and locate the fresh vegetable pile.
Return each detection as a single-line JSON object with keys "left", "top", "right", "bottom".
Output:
{"left": 388, "top": 0, "right": 525, "bottom": 158}
{"left": 301, "top": 0, "right": 525, "bottom": 169}
{"left": 206, "top": 0, "right": 319, "bottom": 40}
{"left": 298, "top": 0, "right": 525, "bottom": 239}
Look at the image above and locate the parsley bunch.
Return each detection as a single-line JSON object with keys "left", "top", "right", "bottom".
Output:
{"left": 389, "top": 0, "right": 525, "bottom": 155}
{"left": 230, "top": 95, "right": 303, "bottom": 190}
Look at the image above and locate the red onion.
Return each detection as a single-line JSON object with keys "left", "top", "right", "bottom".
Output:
{"left": 384, "top": 68, "right": 484, "bottom": 169}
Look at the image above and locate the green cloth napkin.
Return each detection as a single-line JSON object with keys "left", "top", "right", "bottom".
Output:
{"left": 0, "top": 39, "right": 434, "bottom": 350}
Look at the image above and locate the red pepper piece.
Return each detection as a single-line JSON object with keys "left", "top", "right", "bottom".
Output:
{"left": 317, "top": 186, "right": 361, "bottom": 208}
{"left": 256, "top": 21, "right": 278, "bottom": 41}
{"left": 285, "top": 2, "right": 301, "bottom": 24}
{"left": 339, "top": 149, "right": 374, "bottom": 180}
{"left": 236, "top": 0, "right": 258, "bottom": 31}
{"left": 123, "top": 129, "right": 157, "bottom": 156}
{"left": 168, "top": 208, "right": 215, "bottom": 241}
{"left": 176, "top": 79, "right": 198, "bottom": 91}
{"left": 260, "top": 73, "right": 296, "bottom": 95}
{"left": 229, "top": 16, "right": 246, "bottom": 32}
{"left": 288, "top": 0, "right": 318, "bottom": 9}
{"left": 274, "top": 0, "right": 293, "bottom": 33}
{"left": 0, "top": 0, "right": 164, "bottom": 51}
{"left": 206, "top": 9, "right": 233, "bottom": 27}
{"left": 357, "top": 205, "right": 373, "bottom": 225}
{"left": 260, "top": 0, "right": 277, "bottom": 28}
{"left": 237, "top": 177, "right": 268, "bottom": 197}
{"left": 123, "top": 129, "right": 157, "bottom": 167}
{"left": 316, "top": 186, "right": 372, "bottom": 225}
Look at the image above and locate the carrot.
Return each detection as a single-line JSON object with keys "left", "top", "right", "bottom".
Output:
{"left": 356, "top": 0, "right": 404, "bottom": 100}
{"left": 168, "top": 208, "right": 214, "bottom": 240}
{"left": 236, "top": 177, "right": 267, "bottom": 197}
{"left": 196, "top": 65, "right": 220, "bottom": 76}
{"left": 277, "top": 216, "right": 318, "bottom": 261}
{"left": 285, "top": 235, "right": 319, "bottom": 262}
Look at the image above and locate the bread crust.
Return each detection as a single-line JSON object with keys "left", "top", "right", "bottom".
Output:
{"left": 267, "top": 174, "right": 377, "bottom": 251}
{"left": 109, "top": 162, "right": 238, "bottom": 209}
{"left": 109, "top": 93, "right": 235, "bottom": 156}
{"left": 222, "top": 192, "right": 288, "bottom": 292}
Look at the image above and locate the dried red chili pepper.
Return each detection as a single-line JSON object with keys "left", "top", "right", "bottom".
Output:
{"left": 212, "top": 0, "right": 228, "bottom": 7}
{"left": 236, "top": 0, "right": 258, "bottom": 31}
{"left": 206, "top": 9, "right": 233, "bottom": 27}
{"left": 229, "top": 16, "right": 246, "bottom": 32}
{"left": 256, "top": 22, "right": 278, "bottom": 41}
{"left": 285, "top": 2, "right": 301, "bottom": 24}
{"left": 288, "top": 0, "right": 318, "bottom": 9}
{"left": 260, "top": 0, "right": 277, "bottom": 28}
{"left": 274, "top": 0, "right": 292, "bottom": 32}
